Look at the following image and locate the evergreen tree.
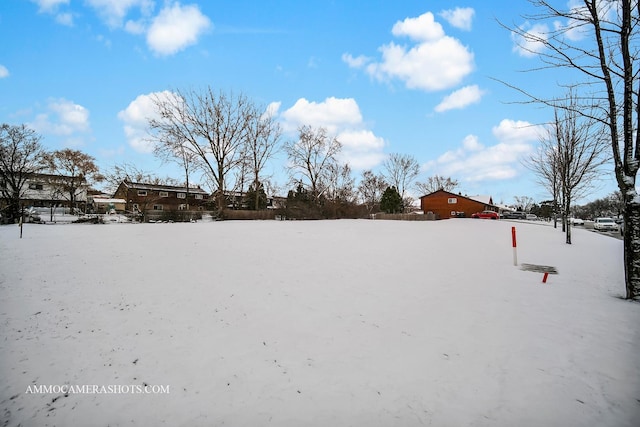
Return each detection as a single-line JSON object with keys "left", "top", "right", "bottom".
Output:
{"left": 380, "top": 186, "right": 403, "bottom": 213}
{"left": 244, "top": 180, "right": 267, "bottom": 210}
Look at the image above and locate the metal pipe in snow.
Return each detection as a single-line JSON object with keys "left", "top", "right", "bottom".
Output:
{"left": 512, "top": 227, "right": 517, "bottom": 266}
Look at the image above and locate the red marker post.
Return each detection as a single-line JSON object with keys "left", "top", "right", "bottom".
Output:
{"left": 511, "top": 226, "right": 517, "bottom": 266}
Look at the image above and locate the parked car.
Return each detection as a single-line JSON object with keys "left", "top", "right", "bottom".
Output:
{"left": 471, "top": 210, "right": 500, "bottom": 220}
{"left": 502, "top": 212, "right": 526, "bottom": 219}
{"left": 569, "top": 217, "right": 584, "bottom": 226}
{"left": 526, "top": 214, "right": 538, "bottom": 220}
{"left": 594, "top": 217, "right": 619, "bottom": 232}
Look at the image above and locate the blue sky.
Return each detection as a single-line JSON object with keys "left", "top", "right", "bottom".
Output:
{"left": 0, "top": 0, "right": 619, "bottom": 204}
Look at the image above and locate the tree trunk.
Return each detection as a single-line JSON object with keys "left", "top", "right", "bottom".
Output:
{"left": 254, "top": 175, "right": 260, "bottom": 211}
{"left": 185, "top": 171, "right": 190, "bottom": 212}
{"left": 623, "top": 186, "right": 640, "bottom": 300}
{"left": 565, "top": 201, "right": 572, "bottom": 244}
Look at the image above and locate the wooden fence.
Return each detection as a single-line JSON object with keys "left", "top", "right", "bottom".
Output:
{"left": 371, "top": 212, "right": 439, "bottom": 221}
{"left": 222, "top": 210, "right": 278, "bottom": 220}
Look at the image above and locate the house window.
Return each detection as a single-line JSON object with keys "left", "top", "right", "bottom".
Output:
{"left": 29, "top": 183, "right": 44, "bottom": 190}
{"left": 159, "top": 191, "right": 169, "bottom": 197}
{"left": 178, "top": 204, "right": 186, "bottom": 210}
{"left": 137, "top": 190, "right": 147, "bottom": 196}
{"left": 132, "top": 203, "right": 140, "bottom": 212}
{"left": 177, "top": 193, "right": 186, "bottom": 199}
{"left": 448, "top": 198, "right": 457, "bottom": 204}
{"left": 153, "top": 204, "right": 163, "bottom": 210}
{"left": 194, "top": 194, "right": 203, "bottom": 200}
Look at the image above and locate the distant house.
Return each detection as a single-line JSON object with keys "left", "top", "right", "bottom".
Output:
{"left": 224, "top": 191, "right": 286, "bottom": 210}
{"left": 89, "top": 196, "right": 127, "bottom": 214}
{"left": 0, "top": 172, "right": 88, "bottom": 211}
{"left": 113, "top": 181, "right": 210, "bottom": 214}
{"left": 419, "top": 189, "right": 498, "bottom": 219}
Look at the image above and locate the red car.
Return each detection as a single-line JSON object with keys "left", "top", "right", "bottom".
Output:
{"left": 471, "top": 210, "right": 500, "bottom": 219}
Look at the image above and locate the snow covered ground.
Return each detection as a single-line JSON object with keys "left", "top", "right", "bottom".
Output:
{"left": 0, "top": 219, "right": 638, "bottom": 426}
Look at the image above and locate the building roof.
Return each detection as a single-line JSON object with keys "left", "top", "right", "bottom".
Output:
{"left": 92, "top": 198, "right": 127, "bottom": 204}
{"left": 25, "top": 172, "right": 87, "bottom": 182}
{"left": 467, "top": 195, "right": 494, "bottom": 205}
{"left": 420, "top": 189, "right": 496, "bottom": 207}
{"left": 120, "top": 181, "right": 209, "bottom": 195}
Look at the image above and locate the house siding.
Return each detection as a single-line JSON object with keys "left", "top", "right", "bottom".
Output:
{"left": 113, "top": 182, "right": 210, "bottom": 213}
{"left": 3, "top": 173, "right": 88, "bottom": 208}
{"left": 420, "top": 190, "right": 494, "bottom": 219}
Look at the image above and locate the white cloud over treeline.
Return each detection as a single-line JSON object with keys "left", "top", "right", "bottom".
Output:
{"left": 273, "top": 97, "right": 387, "bottom": 170}
{"left": 423, "top": 119, "right": 543, "bottom": 183}
{"left": 120, "top": 93, "right": 387, "bottom": 171}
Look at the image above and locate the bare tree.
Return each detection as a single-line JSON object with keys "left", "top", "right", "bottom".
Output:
{"left": 148, "top": 87, "right": 253, "bottom": 211}
{"left": 513, "top": 196, "right": 536, "bottom": 213}
{"left": 244, "top": 105, "right": 282, "bottom": 209}
{"left": 382, "top": 153, "right": 420, "bottom": 210}
{"left": 556, "top": 94, "right": 609, "bottom": 243}
{"left": 526, "top": 91, "right": 609, "bottom": 243}
{"left": 505, "top": 0, "right": 640, "bottom": 299}
{"left": 525, "top": 129, "right": 562, "bottom": 228}
{"left": 285, "top": 125, "right": 341, "bottom": 205}
{"left": 43, "top": 148, "right": 103, "bottom": 213}
{"left": 357, "top": 170, "right": 388, "bottom": 212}
{"left": 153, "top": 136, "right": 197, "bottom": 210}
{"left": 0, "top": 124, "right": 47, "bottom": 222}
{"left": 326, "top": 162, "right": 356, "bottom": 203}
{"left": 102, "top": 162, "right": 179, "bottom": 195}
{"left": 415, "top": 175, "right": 459, "bottom": 195}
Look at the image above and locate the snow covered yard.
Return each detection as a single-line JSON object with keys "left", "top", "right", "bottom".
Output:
{"left": 0, "top": 219, "right": 638, "bottom": 427}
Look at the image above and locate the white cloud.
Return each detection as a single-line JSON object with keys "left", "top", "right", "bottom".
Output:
{"left": 346, "top": 11, "right": 474, "bottom": 92}
{"left": 512, "top": 22, "right": 549, "bottom": 58}
{"left": 462, "top": 134, "right": 482, "bottom": 151}
{"left": 27, "top": 99, "right": 91, "bottom": 145}
{"left": 280, "top": 97, "right": 363, "bottom": 134}
{"left": 336, "top": 130, "right": 387, "bottom": 170}
{"left": 124, "top": 19, "right": 146, "bottom": 35}
{"left": 279, "top": 97, "right": 385, "bottom": 170}
{"left": 392, "top": 12, "right": 445, "bottom": 41}
{"left": 118, "top": 91, "right": 177, "bottom": 153}
{"left": 265, "top": 101, "right": 281, "bottom": 118}
{"left": 31, "top": 0, "right": 73, "bottom": 26}
{"left": 86, "top": 0, "right": 154, "bottom": 28}
{"left": 29, "top": 99, "right": 90, "bottom": 135}
{"left": 554, "top": 0, "right": 618, "bottom": 42}
{"left": 146, "top": 3, "right": 212, "bottom": 56}
{"left": 0, "top": 65, "right": 9, "bottom": 78}
{"left": 342, "top": 53, "right": 370, "bottom": 68}
{"left": 55, "top": 12, "right": 73, "bottom": 26}
{"left": 439, "top": 7, "right": 475, "bottom": 31}
{"left": 31, "top": 0, "right": 69, "bottom": 13}
{"left": 491, "top": 119, "right": 541, "bottom": 143}
{"left": 435, "top": 85, "right": 485, "bottom": 112}
{"left": 424, "top": 119, "right": 543, "bottom": 183}
{"left": 32, "top": 1, "right": 212, "bottom": 56}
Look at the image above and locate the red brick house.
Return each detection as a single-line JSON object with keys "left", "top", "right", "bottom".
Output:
{"left": 113, "top": 181, "right": 210, "bottom": 214}
{"left": 419, "top": 189, "right": 498, "bottom": 219}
